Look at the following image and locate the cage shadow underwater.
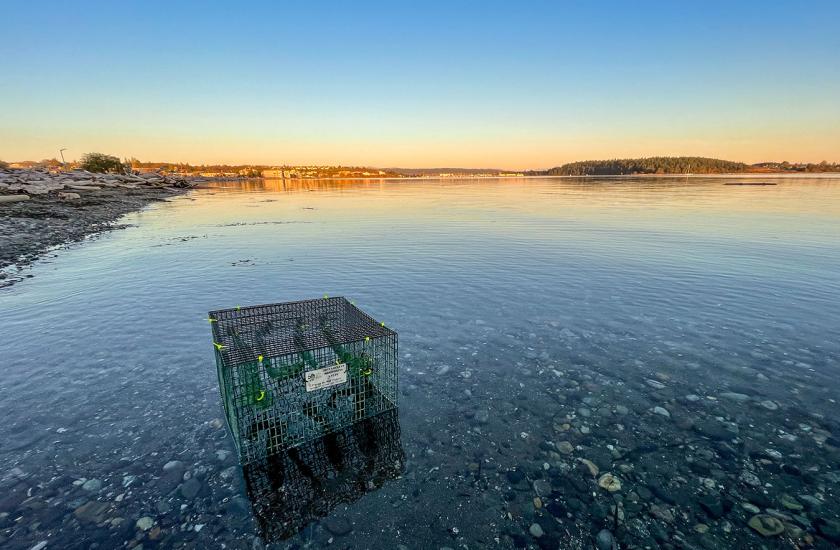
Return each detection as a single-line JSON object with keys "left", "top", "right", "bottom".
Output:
{"left": 242, "top": 407, "right": 406, "bottom": 541}
{"left": 209, "top": 297, "right": 398, "bottom": 465}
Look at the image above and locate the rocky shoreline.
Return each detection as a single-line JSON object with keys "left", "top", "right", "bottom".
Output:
{"left": 0, "top": 168, "right": 201, "bottom": 288}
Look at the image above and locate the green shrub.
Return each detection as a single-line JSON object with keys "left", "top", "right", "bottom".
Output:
{"left": 80, "top": 152, "right": 125, "bottom": 173}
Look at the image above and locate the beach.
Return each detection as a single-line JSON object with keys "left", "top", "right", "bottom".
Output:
{"left": 0, "top": 169, "right": 200, "bottom": 288}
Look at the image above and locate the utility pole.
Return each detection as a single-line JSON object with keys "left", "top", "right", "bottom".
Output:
{"left": 59, "top": 148, "right": 67, "bottom": 165}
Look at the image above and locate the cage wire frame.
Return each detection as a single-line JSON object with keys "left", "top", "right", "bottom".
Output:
{"left": 210, "top": 297, "right": 398, "bottom": 464}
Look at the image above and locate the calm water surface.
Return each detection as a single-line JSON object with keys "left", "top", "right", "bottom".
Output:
{"left": 1, "top": 177, "right": 840, "bottom": 549}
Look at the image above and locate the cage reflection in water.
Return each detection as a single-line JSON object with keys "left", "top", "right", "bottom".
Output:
{"left": 243, "top": 408, "right": 405, "bottom": 541}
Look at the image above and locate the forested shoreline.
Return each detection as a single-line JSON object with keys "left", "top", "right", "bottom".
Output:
{"left": 530, "top": 157, "right": 840, "bottom": 176}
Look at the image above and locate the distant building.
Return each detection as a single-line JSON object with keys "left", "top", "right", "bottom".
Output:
{"left": 262, "top": 169, "right": 297, "bottom": 178}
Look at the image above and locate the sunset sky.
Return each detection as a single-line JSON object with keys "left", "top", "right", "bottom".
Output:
{"left": 2, "top": 1, "right": 839, "bottom": 169}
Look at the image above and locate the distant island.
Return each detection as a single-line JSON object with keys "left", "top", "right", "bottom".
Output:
{"left": 529, "top": 157, "right": 840, "bottom": 176}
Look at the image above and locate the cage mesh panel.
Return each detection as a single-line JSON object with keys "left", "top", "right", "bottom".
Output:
{"left": 210, "top": 297, "right": 393, "bottom": 365}
{"left": 242, "top": 409, "right": 405, "bottom": 542}
{"left": 210, "top": 297, "right": 398, "bottom": 464}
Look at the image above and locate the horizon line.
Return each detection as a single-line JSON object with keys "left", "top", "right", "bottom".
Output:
{"left": 5, "top": 155, "right": 840, "bottom": 173}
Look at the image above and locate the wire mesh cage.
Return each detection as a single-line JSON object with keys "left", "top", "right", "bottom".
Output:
{"left": 209, "top": 297, "right": 398, "bottom": 465}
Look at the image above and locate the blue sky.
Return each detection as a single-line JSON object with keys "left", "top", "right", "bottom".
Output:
{"left": 2, "top": 1, "right": 839, "bottom": 168}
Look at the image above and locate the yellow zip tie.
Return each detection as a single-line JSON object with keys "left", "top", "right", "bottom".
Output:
{"left": 256, "top": 390, "right": 265, "bottom": 401}
{"left": 206, "top": 317, "right": 217, "bottom": 323}
{"left": 213, "top": 342, "right": 225, "bottom": 350}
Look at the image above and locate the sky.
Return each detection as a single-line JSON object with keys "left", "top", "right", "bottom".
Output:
{"left": 1, "top": 1, "right": 839, "bottom": 169}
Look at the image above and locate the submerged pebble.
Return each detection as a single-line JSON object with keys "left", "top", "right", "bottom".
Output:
{"left": 719, "top": 392, "right": 750, "bottom": 403}
{"left": 651, "top": 406, "right": 670, "bottom": 418}
{"left": 528, "top": 523, "right": 544, "bottom": 538}
{"left": 595, "top": 529, "right": 615, "bottom": 549}
{"left": 556, "top": 441, "right": 574, "bottom": 454}
{"left": 597, "top": 473, "right": 621, "bottom": 492}
{"left": 81, "top": 478, "right": 102, "bottom": 491}
{"left": 748, "top": 514, "right": 785, "bottom": 536}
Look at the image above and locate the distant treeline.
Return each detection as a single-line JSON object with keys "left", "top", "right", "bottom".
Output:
{"left": 531, "top": 157, "right": 840, "bottom": 176}
{"left": 751, "top": 161, "right": 840, "bottom": 173}
{"left": 125, "top": 160, "right": 405, "bottom": 178}
{"left": 541, "top": 157, "right": 746, "bottom": 176}
{"left": 127, "top": 158, "right": 270, "bottom": 175}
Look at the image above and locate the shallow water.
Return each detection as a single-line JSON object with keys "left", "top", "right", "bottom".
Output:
{"left": 1, "top": 176, "right": 840, "bottom": 549}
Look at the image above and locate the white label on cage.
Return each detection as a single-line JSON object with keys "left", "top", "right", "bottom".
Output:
{"left": 304, "top": 364, "right": 348, "bottom": 392}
